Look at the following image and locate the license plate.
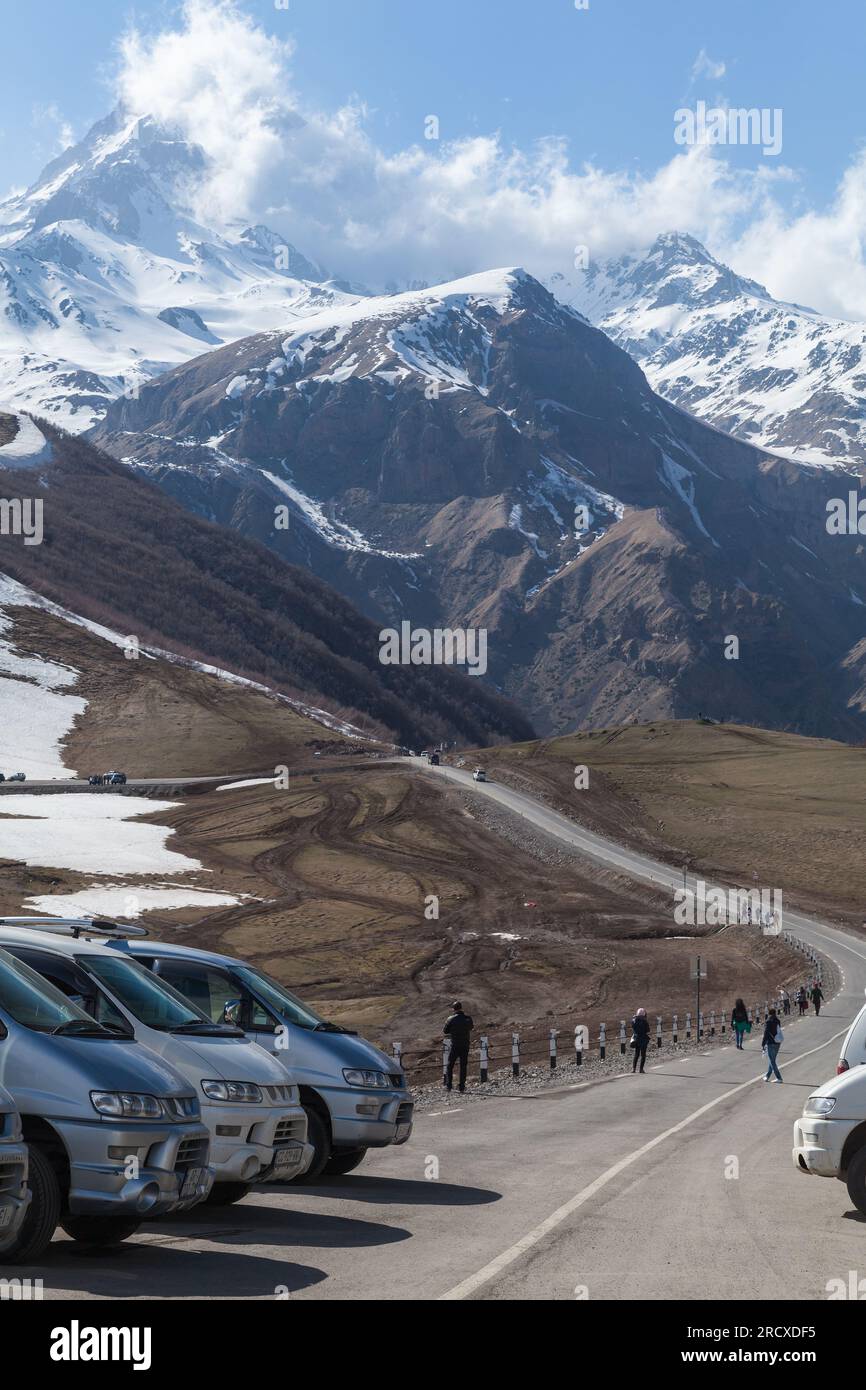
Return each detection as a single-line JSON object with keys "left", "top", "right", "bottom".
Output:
{"left": 0, "top": 1205, "right": 13, "bottom": 1229}
{"left": 395, "top": 1122, "right": 412, "bottom": 1142}
{"left": 274, "top": 1146, "right": 301, "bottom": 1169}
{"left": 180, "top": 1166, "right": 206, "bottom": 1197}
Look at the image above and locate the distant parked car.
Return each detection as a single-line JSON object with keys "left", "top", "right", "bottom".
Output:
{"left": 472, "top": 767, "right": 487, "bottom": 782}
{"left": 103, "top": 771, "right": 127, "bottom": 786}
{"left": 7, "top": 774, "right": 25, "bottom": 783}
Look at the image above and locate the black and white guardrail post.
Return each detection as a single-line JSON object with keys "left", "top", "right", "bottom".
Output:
{"left": 599, "top": 1022, "right": 606, "bottom": 1061}
{"left": 480, "top": 1034, "right": 489, "bottom": 1084}
{"left": 512, "top": 1032, "right": 520, "bottom": 1078}
{"left": 442, "top": 1039, "right": 449, "bottom": 1086}
{"left": 575, "top": 1024, "right": 586, "bottom": 1067}
{"left": 686, "top": 1011, "right": 692, "bottom": 1040}
{"left": 673, "top": 1013, "right": 678, "bottom": 1045}
{"left": 392, "top": 1041, "right": 403, "bottom": 1070}
{"left": 710, "top": 1010, "right": 716, "bottom": 1037}
{"left": 620, "top": 1020, "right": 627, "bottom": 1056}
{"left": 549, "top": 1028, "right": 558, "bottom": 1071}
{"left": 656, "top": 1016, "right": 662, "bottom": 1049}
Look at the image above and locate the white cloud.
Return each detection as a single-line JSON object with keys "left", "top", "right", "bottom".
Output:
{"left": 111, "top": 1, "right": 866, "bottom": 322}
{"left": 31, "top": 103, "right": 75, "bottom": 157}
{"left": 691, "top": 49, "right": 727, "bottom": 82}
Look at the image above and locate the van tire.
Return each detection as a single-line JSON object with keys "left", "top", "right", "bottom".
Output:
{"left": 61, "top": 1215, "right": 142, "bottom": 1247}
{"left": 322, "top": 1147, "right": 368, "bottom": 1177}
{"left": 204, "top": 1182, "right": 252, "bottom": 1206}
{"left": 1, "top": 1144, "right": 60, "bottom": 1263}
{"left": 845, "top": 1145, "right": 866, "bottom": 1215}
{"left": 290, "top": 1107, "right": 330, "bottom": 1183}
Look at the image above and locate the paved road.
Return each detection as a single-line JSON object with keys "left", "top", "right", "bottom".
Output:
{"left": 17, "top": 759, "right": 866, "bottom": 1300}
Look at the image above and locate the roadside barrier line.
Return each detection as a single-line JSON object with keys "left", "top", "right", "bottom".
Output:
{"left": 438, "top": 1027, "right": 847, "bottom": 1302}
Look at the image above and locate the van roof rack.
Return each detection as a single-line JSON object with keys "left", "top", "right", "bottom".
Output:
{"left": 0, "top": 916, "right": 149, "bottom": 940}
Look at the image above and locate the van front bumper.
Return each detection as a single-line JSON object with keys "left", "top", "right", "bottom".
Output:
{"left": 0, "top": 1140, "right": 30, "bottom": 1248}
{"left": 330, "top": 1091, "right": 414, "bottom": 1149}
{"left": 206, "top": 1103, "right": 311, "bottom": 1185}
{"left": 55, "top": 1118, "right": 213, "bottom": 1216}
{"left": 792, "top": 1117, "right": 850, "bottom": 1178}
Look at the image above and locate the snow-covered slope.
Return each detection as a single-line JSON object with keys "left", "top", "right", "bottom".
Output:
{"left": 556, "top": 232, "right": 866, "bottom": 473}
{"left": 0, "top": 109, "right": 360, "bottom": 429}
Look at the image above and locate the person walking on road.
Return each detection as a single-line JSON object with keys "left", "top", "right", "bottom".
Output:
{"left": 631, "top": 1007, "right": 650, "bottom": 1073}
{"left": 444, "top": 1000, "right": 474, "bottom": 1093}
{"left": 732, "top": 998, "right": 750, "bottom": 1050}
{"left": 780, "top": 988, "right": 791, "bottom": 1017}
{"left": 810, "top": 983, "right": 824, "bottom": 1016}
{"left": 797, "top": 986, "right": 808, "bottom": 1016}
{"left": 762, "top": 1007, "right": 784, "bottom": 1082}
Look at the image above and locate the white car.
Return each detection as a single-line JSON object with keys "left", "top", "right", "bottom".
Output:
{"left": 793, "top": 1061, "right": 866, "bottom": 1215}
{"left": 0, "top": 922, "right": 314, "bottom": 1205}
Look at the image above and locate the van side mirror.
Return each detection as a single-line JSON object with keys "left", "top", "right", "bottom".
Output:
{"left": 222, "top": 999, "right": 242, "bottom": 1026}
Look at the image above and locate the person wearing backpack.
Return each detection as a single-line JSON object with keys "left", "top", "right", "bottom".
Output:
{"left": 762, "top": 1007, "right": 784, "bottom": 1082}
{"left": 732, "top": 998, "right": 750, "bottom": 1050}
{"left": 810, "top": 983, "right": 824, "bottom": 1016}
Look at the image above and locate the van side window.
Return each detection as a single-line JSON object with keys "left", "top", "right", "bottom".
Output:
{"left": 154, "top": 960, "right": 240, "bottom": 1025}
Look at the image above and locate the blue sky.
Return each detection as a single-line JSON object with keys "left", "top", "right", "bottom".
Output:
{"left": 2, "top": 0, "right": 862, "bottom": 200}
{"left": 2, "top": 0, "right": 866, "bottom": 316}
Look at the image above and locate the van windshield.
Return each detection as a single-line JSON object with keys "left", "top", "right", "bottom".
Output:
{"left": 234, "top": 965, "right": 328, "bottom": 1031}
{"left": 0, "top": 948, "right": 112, "bottom": 1035}
{"left": 79, "top": 954, "right": 219, "bottom": 1033}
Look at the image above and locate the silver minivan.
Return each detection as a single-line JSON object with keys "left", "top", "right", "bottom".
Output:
{"left": 0, "top": 946, "right": 212, "bottom": 1262}
{"left": 112, "top": 937, "right": 414, "bottom": 1179}
{"left": 0, "top": 923, "right": 313, "bottom": 1203}
{"left": 0, "top": 1083, "right": 29, "bottom": 1258}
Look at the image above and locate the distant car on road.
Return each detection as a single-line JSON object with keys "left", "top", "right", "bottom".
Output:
{"left": 472, "top": 767, "right": 487, "bottom": 782}
{"left": 103, "top": 771, "right": 127, "bottom": 786}
{"left": 7, "top": 773, "right": 25, "bottom": 783}
{"left": 428, "top": 752, "right": 440, "bottom": 766}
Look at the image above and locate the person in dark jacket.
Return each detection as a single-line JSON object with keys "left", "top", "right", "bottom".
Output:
{"left": 810, "top": 983, "right": 824, "bottom": 1016}
{"left": 732, "top": 998, "right": 750, "bottom": 1050}
{"left": 444, "top": 1001, "right": 474, "bottom": 1092}
{"left": 762, "top": 1007, "right": 783, "bottom": 1082}
{"left": 631, "top": 1007, "right": 650, "bottom": 1073}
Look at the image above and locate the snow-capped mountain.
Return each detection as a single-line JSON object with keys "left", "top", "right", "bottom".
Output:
{"left": 0, "top": 108, "right": 359, "bottom": 429}
{"left": 557, "top": 232, "right": 866, "bottom": 473}
{"left": 93, "top": 267, "right": 866, "bottom": 739}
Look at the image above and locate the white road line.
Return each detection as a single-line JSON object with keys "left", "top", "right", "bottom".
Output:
{"left": 438, "top": 1027, "right": 846, "bottom": 1302}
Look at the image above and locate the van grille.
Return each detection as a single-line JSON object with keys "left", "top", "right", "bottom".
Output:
{"left": 166, "top": 1095, "right": 199, "bottom": 1120}
{"left": 274, "top": 1116, "right": 305, "bottom": 1144}
{"left": 174, "top": 1137, "right": 209, "bottom": 1173}
{"left": 263, "top": 1085, "right": 293, "bottom": 1104}
{"left": 0, "top": 1159, "right": 25, "bottom": 1196}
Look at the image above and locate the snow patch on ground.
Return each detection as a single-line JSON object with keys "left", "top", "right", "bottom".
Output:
{"left": 25, "top": 885, "right": 243, "bottom": 917}
{"left": 0, "top": 603, "right": 85, "bottom": 776}
{"left": 0, "top": 793, "right": 200, "bottom": 874}
{"left": 0, "top": 413, "right": 53, "bottom": 469}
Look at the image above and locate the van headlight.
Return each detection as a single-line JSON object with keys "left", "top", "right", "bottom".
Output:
{"left": 91, "top": 1091, "right": 167, "bottom": 1120}
{"left": 803, "top": 1095, "right": 837, "bottom": 1117}
{"left": 342, "top": 1069, "right": 392, "bottom": 1088}
{"left": 201, "top": 1081, "right": 262, "bottom": 1103}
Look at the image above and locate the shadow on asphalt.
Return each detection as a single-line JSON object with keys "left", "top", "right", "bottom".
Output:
{"left": 10, "top": 1240, "right": 326, "bottom": 1299}
{"left": 273, "top": 1175, "right": 502, "bottom": 1207}
{"left": 168, "top": 1202, "right": 412, "bottom": 1248}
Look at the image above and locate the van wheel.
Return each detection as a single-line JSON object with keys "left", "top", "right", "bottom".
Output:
{"left": 1, "top": 1145, "right": 61, "bottom": 1263}
{"left": 61, "top": 1216, "right": 141, "bottom": 1247}
{"left": 204, "top": 1183, "right": 252, "bottom": 1206}
{"left": 322, "top": 1147, "right": 368, "bottom": 1177}
{"left": 845, "top": 1146, "right": 866, "bottom": 1216}
{"left": 290, "top": 1107, "right": 330, "bottom": 1183}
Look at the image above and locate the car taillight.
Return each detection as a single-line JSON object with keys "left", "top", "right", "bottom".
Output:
{"left": 837, "top": 1059, "right": 849, "bottom": 1075}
